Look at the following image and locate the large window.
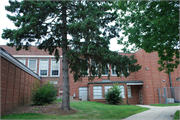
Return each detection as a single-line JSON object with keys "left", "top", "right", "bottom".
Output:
{"left": 111, "top": 65, "right": 117, "bottom": 76}
{"left": 127, "top": 86, "right": 132, "bottom": 98}
{"left": 105, "top": 85, "right": 113, "bottom": 95}
{"left": 105, "top": 85, "right": 125, "bottom": 98}
{"left": 18, "top": 59, "right": 26, "bottom": 65}
{"left": 28, "top": 59, "right": 37, "bottom": 73}
{"left": 101, "top": 64, "right": 109, "bottom": 76}
{"left": 93, "top": 86, "right": 102, "bottom": 99}
{"left": 39, "top": 59, "right": 48, "bottom": 76}
{"left": 79, "top": 87, "right": 87, "bottom": 99}
{"left": 90, "top": 59, "right": 99, "bottom": 75}
{"left": 51, "top": 59, "right": 60, "bottom": 76}
{"left": 118, "top": 85, "right": 125, "bottom": 98}
{"left": 111, "top": 65, "right": 129, "bottom": 76}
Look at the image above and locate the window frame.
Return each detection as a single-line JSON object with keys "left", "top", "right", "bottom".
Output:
{"left": 17, "top": 59, "right": 26, "bottom": 65}
{"left": 51, "top": 59, "right": 60, "bottom": 77}
{"left": 101, "top": 64, "right": 109, "bottom": 76}
{"left": 28, "top": 59, "right": 37, "bottom": 73}
{"left": 79, "top": 87, "right": 87, "bottom": 100}
{"left": 118, "top": 85, "right": 125, "bottom": 98}
{"left": 39, "top": 59, "right": 49, "bottom": 77}
{"left": 104, "top": 85, "right": 113, "bottom": 95}
{"left": 93, "top": 86, "right": 103, "bottom": 99}
{"left": 127, "top": 86, "right": 132, "bottom": 98}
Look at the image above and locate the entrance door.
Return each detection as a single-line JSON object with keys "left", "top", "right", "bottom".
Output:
{"left": 79, "top": 87, "right": 87, "bottom": 100}
{"left": 139, "top": 90, "right": 143, "bottom": 104}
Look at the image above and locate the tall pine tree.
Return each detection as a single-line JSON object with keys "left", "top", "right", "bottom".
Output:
{"left": 2, "top": 0, "right": 141, "bottom": 111}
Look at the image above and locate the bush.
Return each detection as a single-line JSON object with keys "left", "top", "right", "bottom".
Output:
{"left": 31, "top": 81, "right": 58, "bottom": 105}
{"left": 105, "top": 83, "right": 123, "bottom": 105}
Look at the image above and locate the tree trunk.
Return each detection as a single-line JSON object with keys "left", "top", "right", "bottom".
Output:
{"left": 60, "top": 2, "right": 71, "bottom": 111}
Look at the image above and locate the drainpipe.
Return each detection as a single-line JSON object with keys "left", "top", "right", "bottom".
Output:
{"left": 167, "top": 61, "right": 173, "bottom": 98}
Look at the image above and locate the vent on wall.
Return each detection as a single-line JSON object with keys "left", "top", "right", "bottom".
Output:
{"left": 102, "top": 79, "right": 110, "bottom": 82}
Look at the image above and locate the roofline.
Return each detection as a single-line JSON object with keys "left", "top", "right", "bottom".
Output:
{"left": 0, "top": 47, "right": 41, "bottom": 80}
{"left": 87, "top": 80, "right": 143, "bottom": 85}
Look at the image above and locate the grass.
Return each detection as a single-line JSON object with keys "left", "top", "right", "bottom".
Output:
{"left": 173, "top": 110, "right": 180, "bottom": 120}
{"left": 1, "top": 101, "right": 149, "bottom": 119}
{"left": 150, "top": 103, "right": 180, "bottom": 107}
{"left": 53, "top": 98, "right": 62, "bottom": 103}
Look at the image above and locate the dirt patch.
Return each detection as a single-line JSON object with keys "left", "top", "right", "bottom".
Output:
{"left": 2, "top": 101, "right": 78, "bottom": 116}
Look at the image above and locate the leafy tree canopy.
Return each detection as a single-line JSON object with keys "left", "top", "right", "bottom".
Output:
{"left": 117, "top": 1, "right": 179, "bottom": 73}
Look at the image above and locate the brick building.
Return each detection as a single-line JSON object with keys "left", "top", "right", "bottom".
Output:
{"left": 1, "top": 45, "right": 180, "bottom": 105}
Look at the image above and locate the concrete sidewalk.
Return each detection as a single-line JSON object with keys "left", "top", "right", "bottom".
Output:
{"left": 123, "top": 105, "right": 180, "bottom": 120}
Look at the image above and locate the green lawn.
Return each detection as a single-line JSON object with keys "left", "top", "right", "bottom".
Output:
{"left": 150, "top": 103, "right": 180, "bottom": 107}
{"left": 1, "top": 101, "right": 149, "bottom": 119}
{"left": 173, "top": 110, "right": 180, "bottom": 120}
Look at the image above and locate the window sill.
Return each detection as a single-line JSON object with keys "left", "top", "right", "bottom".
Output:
{"left": 50, "top": 76, "right": 60, "bottom": 77}
{"left": 93, "top": 98, "right": 105, "bottom": 99}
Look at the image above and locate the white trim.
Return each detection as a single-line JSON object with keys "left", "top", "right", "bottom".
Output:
{"left": 127, "top": 83, "right": 143, "bottom": 85}
{"left": 14, "top": 55, "right": 63, "bottom": 58}
{"left": 28, "top": 59, "right": 37, "bottom": 73}
{"left": 50, "top": 59, "right": 60, "bottom": 77}
{"left": 39, "top": 59, "right": 49, "bottom": 77}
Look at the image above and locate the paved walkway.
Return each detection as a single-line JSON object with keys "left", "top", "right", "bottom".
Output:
{"left": 123, "top": 105, "right": 180, "bottom": 120}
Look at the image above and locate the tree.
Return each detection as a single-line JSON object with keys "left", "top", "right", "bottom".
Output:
{"left": 2, "top": 0, "right": 141, "bottom": 111}
{"left": 117, "top": 1, "right": 179, "bottom": 74}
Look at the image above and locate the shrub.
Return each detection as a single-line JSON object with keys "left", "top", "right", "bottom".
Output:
{"left": 31, "top": 81, "right": 58, "bottom": 105}
{"left": 105, "top": 83, "right": 123, "bottom": 105}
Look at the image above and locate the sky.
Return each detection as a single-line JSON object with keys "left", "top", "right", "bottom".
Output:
{"left": 0, "top": 0, "right": 127, "bottom": 52}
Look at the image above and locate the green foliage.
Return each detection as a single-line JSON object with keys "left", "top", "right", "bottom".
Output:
{"left": 173, "top": 110, "right": 180, "bottom": 120}
{"left": 117, "top": 1, "right": 179, "bottom": 73}
{"left": 105, "top": 83, "right": 123, "bottom": 104}
{"left": 31, "top": 81, "right": 58, "bottom": 105}
{"left": 150, "top": 103, "right": 180, "bottom": 107}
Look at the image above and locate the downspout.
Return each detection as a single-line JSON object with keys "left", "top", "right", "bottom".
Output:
{"left": 167, "top": 61, "right": 173, "bottom": 98}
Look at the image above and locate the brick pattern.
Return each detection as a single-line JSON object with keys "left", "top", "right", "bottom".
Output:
{"left": 1, "top": 57, "right": 40, "bottom": 114}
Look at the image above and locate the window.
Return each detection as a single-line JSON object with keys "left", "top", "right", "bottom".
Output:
{"left": 111, "top": 65, "right": 117, "bottom": 76}
{"left": 101, "top": 64, "right": 109, "bottom": 76}
{"left": 118, "top": 85, "right": 125, "bottom": 98}
{"left": 51, "top": 59, "right": 60, "bottom": 76}
{"left": 79, "top": 87, "right": 87, "bottom": 99}
{"left": 90, "top": 59, "right": 99, "bottom": 75}
{"left": 93, "top": 86, "right": 102, "bottom": 99}
{"left": 39, "top": 59, "right": 48, "bottom": 76}
{"left": 111, "top": 65, "right": 129, "bottom": 76}
{"left": 105, "top": 85, "right": 113, "bottom": 95}
{"left": 28, "top": 59, "right": 37, "bottom": 73}
{"left": 127, "top": 86, "right": 132, "bottom": 98}
{"left": 17, "top": 59, "right": 26, "bottom": 65}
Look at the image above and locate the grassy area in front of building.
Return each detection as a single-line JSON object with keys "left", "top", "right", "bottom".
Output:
{"left": 1, "top": 101, "right": 149, "bottom": 119}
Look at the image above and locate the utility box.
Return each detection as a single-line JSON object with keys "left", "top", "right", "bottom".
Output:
{"left": 167, "top": 98, "right": 174, "bottom": 103}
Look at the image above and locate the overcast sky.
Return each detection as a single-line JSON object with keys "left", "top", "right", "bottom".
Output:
{"left": 0, "top": 0, "right": 127, "bottom": 52}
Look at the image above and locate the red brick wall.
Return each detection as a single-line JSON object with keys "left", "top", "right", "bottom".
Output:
{"left": 1, "top": 57, "right": 40, "bottom": 114}
{"left": 1, "top": 45, "right": 62, "bottom": 56}
{"left": 135, "top": 49, "right": 180, "bottom": 104}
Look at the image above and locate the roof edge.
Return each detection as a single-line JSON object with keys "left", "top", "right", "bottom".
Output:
{"left": 0, "top": 47, "right": 41, "bottom": 80}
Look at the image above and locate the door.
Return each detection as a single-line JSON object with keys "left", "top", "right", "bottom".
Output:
{"left": 139, "top": 90, "right": 143, "bottom": 104}
{"left": 79, "top": 87, "right": 87, "bottom": 100}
